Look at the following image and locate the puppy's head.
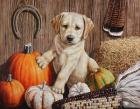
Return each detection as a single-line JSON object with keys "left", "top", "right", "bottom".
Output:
{"left": 51, "top": 12, "right": 94, "bottom": 45}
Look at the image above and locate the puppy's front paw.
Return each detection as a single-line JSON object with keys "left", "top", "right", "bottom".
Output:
{"left": 36, "top": 56, "right": 48, "bottom": 69}
{"left": 51, "top": 86, "right": 64, "bottom": 94}
{"left": 94, "top": 68, "right": 100, "bottom": 73}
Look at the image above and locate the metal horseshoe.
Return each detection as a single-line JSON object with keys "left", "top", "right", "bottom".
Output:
{"left": 12, "top": 5, "right": 42, "bottom": 39}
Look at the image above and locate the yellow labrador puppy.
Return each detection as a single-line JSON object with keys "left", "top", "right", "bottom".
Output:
{"left": 36, "top": 12, "right": 99, "bottom": 94}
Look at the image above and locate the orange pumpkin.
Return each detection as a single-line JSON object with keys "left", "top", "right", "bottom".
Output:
{"left": 0, "top": 74, "right": 25, "bottom": 107}
{"left": 7, "top": 43, "right": 53, "bottom": 89}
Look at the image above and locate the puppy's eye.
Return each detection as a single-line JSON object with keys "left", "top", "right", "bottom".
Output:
{"left": 62, "top": 24, "right": 68, "bottom": 29}
{"left": 75, "top": 26, "right": 80, "bottom": 30}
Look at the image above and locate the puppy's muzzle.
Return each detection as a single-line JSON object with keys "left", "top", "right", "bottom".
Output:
{"left": 67, "top": 35, "right": 74, "bottom": 42}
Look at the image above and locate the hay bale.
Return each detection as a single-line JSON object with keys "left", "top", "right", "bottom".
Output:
{"left": 95, "top": 37, "right": 140, "bottom": 76}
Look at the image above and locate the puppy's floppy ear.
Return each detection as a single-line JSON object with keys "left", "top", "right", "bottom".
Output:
{"left": 83, "top": 15, "right": 94, "bottom": 39}
{"left": 51, "top": 12, "right": 67, "bottom": 34}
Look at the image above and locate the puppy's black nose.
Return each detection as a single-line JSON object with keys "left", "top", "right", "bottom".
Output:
{"left": 67, "top": 35, "right": 73, "bottom": 41}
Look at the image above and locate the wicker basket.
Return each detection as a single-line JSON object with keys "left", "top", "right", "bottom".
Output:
{"left": 52, "top": 87, "right": 122, "bottom": 109}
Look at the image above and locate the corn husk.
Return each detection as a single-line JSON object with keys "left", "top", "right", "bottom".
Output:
{"left": 116, "top": 60, "right": 140, "bottom": 108}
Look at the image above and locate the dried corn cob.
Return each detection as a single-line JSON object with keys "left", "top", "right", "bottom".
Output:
{"left": 52, "top": 87, "right": 122, "bottom": 109}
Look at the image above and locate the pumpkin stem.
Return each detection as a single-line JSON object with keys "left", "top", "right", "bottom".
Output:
{"left": 7, "top": 74, "right": 12, "bottom": 82}
{"left": 24, "top": 43, "right": 33, "bottom": 53}
{"left": 42, "top": 81, "right": 46, "bottom": 89}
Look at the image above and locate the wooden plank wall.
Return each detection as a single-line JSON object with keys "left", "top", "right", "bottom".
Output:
{"left": 0, "top": 0, "right": 140, "bottom": 73}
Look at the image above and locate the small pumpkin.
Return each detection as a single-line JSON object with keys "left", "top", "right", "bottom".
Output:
{"left": 86, "top": 67, "right": 115, "bottom": 91}
{"left": 7, "top": 43, "right": 53, "bottom": 89}
{"left": 68, "top": 82, "right": 90, "bottom": 97}
{"left": 25, "top": 81, "right": 63, "bottom": 109}
{"left": 0, "top": 74, "right": 25, "bottom": 107}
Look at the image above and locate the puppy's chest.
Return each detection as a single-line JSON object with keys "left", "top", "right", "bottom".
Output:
{"left": 53, "top": 51, "right": 81, "bottom": 73}
{"left": 67, "top": 53, "right": 89, "bottom": 87}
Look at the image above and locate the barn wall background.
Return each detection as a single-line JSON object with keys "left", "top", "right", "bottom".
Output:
{"left": 0, "top": 0, "right": 140, "bottom": 74}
